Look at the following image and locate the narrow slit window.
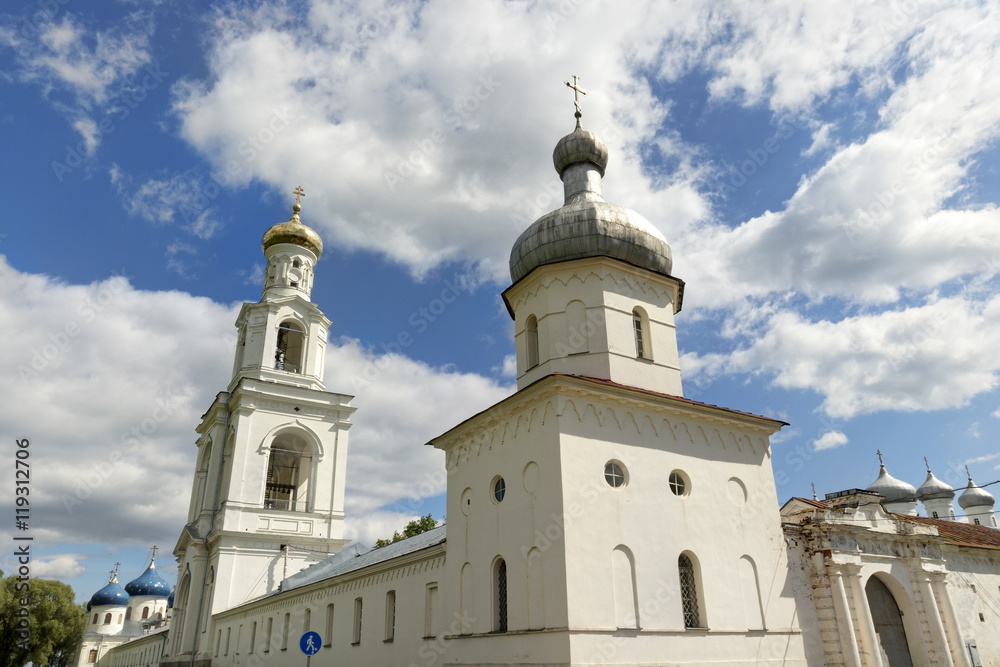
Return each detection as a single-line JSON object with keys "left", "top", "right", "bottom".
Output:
{"left": 385, "top": 591, "right": 396, "bottom": 641}
{"left": 679, "top": 553, "right": 701, "bottom": 628}
{"left": 493, "top": 558, "right": 508, "bottom": 633}
{"left": 632, "top": 307, "right": 651, "bottom": 360}
{"left": 525, "top": 315, "right": 539, "bottom": 369}
{"left": 353, "top": 598, "right": 363, "bottom": 644}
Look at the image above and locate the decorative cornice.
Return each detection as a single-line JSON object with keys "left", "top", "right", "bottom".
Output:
{"left": 502, "top": 257, "right": 681, "bottom": 318}
{"left": 433, "top": 375, "right": 773, "bottom": 469}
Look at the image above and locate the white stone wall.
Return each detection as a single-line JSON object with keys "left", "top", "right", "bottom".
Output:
{"left": 943, "top": 549, "right": 1000, "bottom": 666}
{"left": 505, "top": 258, "right": 683, "bottom": 396}
{"left": 206, "top": 546, "right": 445, "bottom": 667}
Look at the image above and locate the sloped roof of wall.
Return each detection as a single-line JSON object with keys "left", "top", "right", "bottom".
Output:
{"left": 280, "top": 525, "right": 447, "bottom": 593}
{"left": 900, "top": 515, "right": 1000, "bottom": 550}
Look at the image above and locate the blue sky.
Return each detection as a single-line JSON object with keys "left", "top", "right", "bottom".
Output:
{"left": 2, "top": 0, "right": 999, "bottom": 604}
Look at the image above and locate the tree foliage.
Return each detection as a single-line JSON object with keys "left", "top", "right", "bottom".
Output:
{"left": 373, "top": 513, "right": 438, "bottom": 548}
{"left": 0, "top": 570, "right": 85, "bottom": 667}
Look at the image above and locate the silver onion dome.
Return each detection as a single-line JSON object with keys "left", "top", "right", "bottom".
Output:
{"left": 509, "top": 125, "right": 673, "bottom": 284}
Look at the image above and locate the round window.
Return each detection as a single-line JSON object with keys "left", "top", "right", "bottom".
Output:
{"left": 493, "top": 476, "right": 506, "bottom": 503}
{"left": 604, "top": 461, "right": 627, "bottom": 488}
{"left": 669, "top": 470, "right": 689, "bottom": 496}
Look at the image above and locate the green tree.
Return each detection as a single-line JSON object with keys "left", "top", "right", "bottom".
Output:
{"left": 0, "top": 570, "right": 85, "bottom": 667}
{"left": 373, "top": 513, "right": 438, "bottom": 548}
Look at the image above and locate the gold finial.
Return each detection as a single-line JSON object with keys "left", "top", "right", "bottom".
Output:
{"left": 150, "top": 545, "right": 158, "bottom": 563}
{"left": 291, "top": 186, "right": 305, "bottom": 219}
{"left": 965, "top": 464, "right": 973, "bottom": 481}
{"left": 924, "top": 457, "right": 931, "bottom": 472}
{"left": 811, "top": 483, "right": 817, "bottom": 501}
{"left": 876, "top": 449, "right": 884, "bottom": 466}
{"left": 565, "top": 74, "right": 587, "bottom": 128}
{"left": 110, "top": 562, "right": 121, "bottom": 582}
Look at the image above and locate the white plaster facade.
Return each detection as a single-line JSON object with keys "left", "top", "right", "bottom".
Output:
{"left": 783, "top": 492, "right": 1000, "bottom": 667}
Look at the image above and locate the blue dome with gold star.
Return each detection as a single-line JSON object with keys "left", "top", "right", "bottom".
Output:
{"left": 89, "top": 577, "right": 130, "bottom": 608}
{"left": 124, "top": 560, "right": 170, "bottom": 597}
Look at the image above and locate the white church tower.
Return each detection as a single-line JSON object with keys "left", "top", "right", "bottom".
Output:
{"left": 164, "top": 190, "right": 355, "bottom": 666}
{"left": 430, "top": 86, "right": 806, "bottom": 665}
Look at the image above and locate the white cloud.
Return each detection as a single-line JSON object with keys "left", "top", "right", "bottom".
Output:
{"left": 34, "top": 554, "right": 88, "bottom": 579}
{"left": 165, "top": 241, "right": 197, "bottom": 277}
{"left": 686, "top": 293, "right": 1000, "bottom": 419}
{"left": 0, "top": 12, "right": 154, "bottom": 149}
{"left": 493, "top": 354, "right": 516, "bottom": 378}
{"left": 111, "top": 171, "right": 222, "bottom": 239}
{"left": 0, "top": 256, "right": 511, "bottom": 559}
{"left": 813, "top": 431, "right": 848, "bottom": 452}
{"left": 72, "top": 116, "right": 100, "bottom": 155}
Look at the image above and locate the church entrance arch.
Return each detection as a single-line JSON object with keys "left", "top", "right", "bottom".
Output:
{"left": 865, "top": 575, "right": 913, "bottom": 667}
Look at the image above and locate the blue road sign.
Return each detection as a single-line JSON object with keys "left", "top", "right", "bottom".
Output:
{"left": 300, "top": 631, "right": 322, "bottom": 655}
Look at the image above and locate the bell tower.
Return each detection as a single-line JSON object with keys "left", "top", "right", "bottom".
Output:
{"left": 165, "top": 190, "right": 355, "bottom": 667}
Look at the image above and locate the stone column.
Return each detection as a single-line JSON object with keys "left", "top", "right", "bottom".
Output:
{"left": 828, "top": 564, "right": 863, "bottom": 667}
{"left": 930, "top": 572, "right": 971, "bottom": 667}
{"left": 914, "top": 571, "right": 954, "bottom": 667}
{"left": 845, "top": 565, "right": 884, "bottom": 667}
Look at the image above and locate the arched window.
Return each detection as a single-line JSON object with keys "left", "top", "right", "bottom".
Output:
{"left": 325, "top": 604, "right": 335, "bottom": 647}
{"left": 612, "top": 546, "right": 638, "bottom": 629}
{"left": 141, "top": 607, "right": 149, "bottom": 620}
{"left": 274, "top": 320, "right": 305, "bottom": 373}
{"left": 565, "top": 300, "right": 589, "bottom": 354}
{"left": 352, "top": 598, "right": 363, "bottom": 644}
{"left": 525, "top": 315, "right": 539, "bottom": 369}
{"left": 125, "top": 607, "right": 132, "bottom": 621}
{"left": 104, "top": 613, "right": 112, "bottom": 624}
{"left": 117, "top": 613, "right": 122, "bottom": 623}
{"left": 385, "top": 590, "right": 396, "bottom": 641}
{"left": 678, "top": 553, "right": 703, "bottom": 628}
{"left": 249, "top": 620, "right": 257, "bottom": 653}
{"left": 264, "top": 432, "right": 312, "bottom": 512}
{"left": 633, "top": 307, "right": 651, "bottom": 360}
{"left": 493, "top": 557, "right": 508, "bottom": 633}
{"left": 93, "top": 613, "right": 98, "bottom": 625}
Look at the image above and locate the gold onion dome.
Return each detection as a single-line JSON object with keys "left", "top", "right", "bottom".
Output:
{"left": 262, "top": 198, "right": 324, "bottom": 258}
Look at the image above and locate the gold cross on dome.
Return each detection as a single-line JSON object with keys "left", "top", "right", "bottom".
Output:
{"left": 293, "top": 186, "right": 306, "bottom": 205}
{"left": 565, "top": 74, "right": 586, "bottom": 120}
{"left": 151, "top": 545, "right": 158, "bottom": 559}
{"left": 876, "top": 449, "right": 884, "bottom": 466}
{"left": 924, "top": 456, "right": 931, "bottom": 472}
{"left": 811, "top": 483, "right": 817, "bottom": 500}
